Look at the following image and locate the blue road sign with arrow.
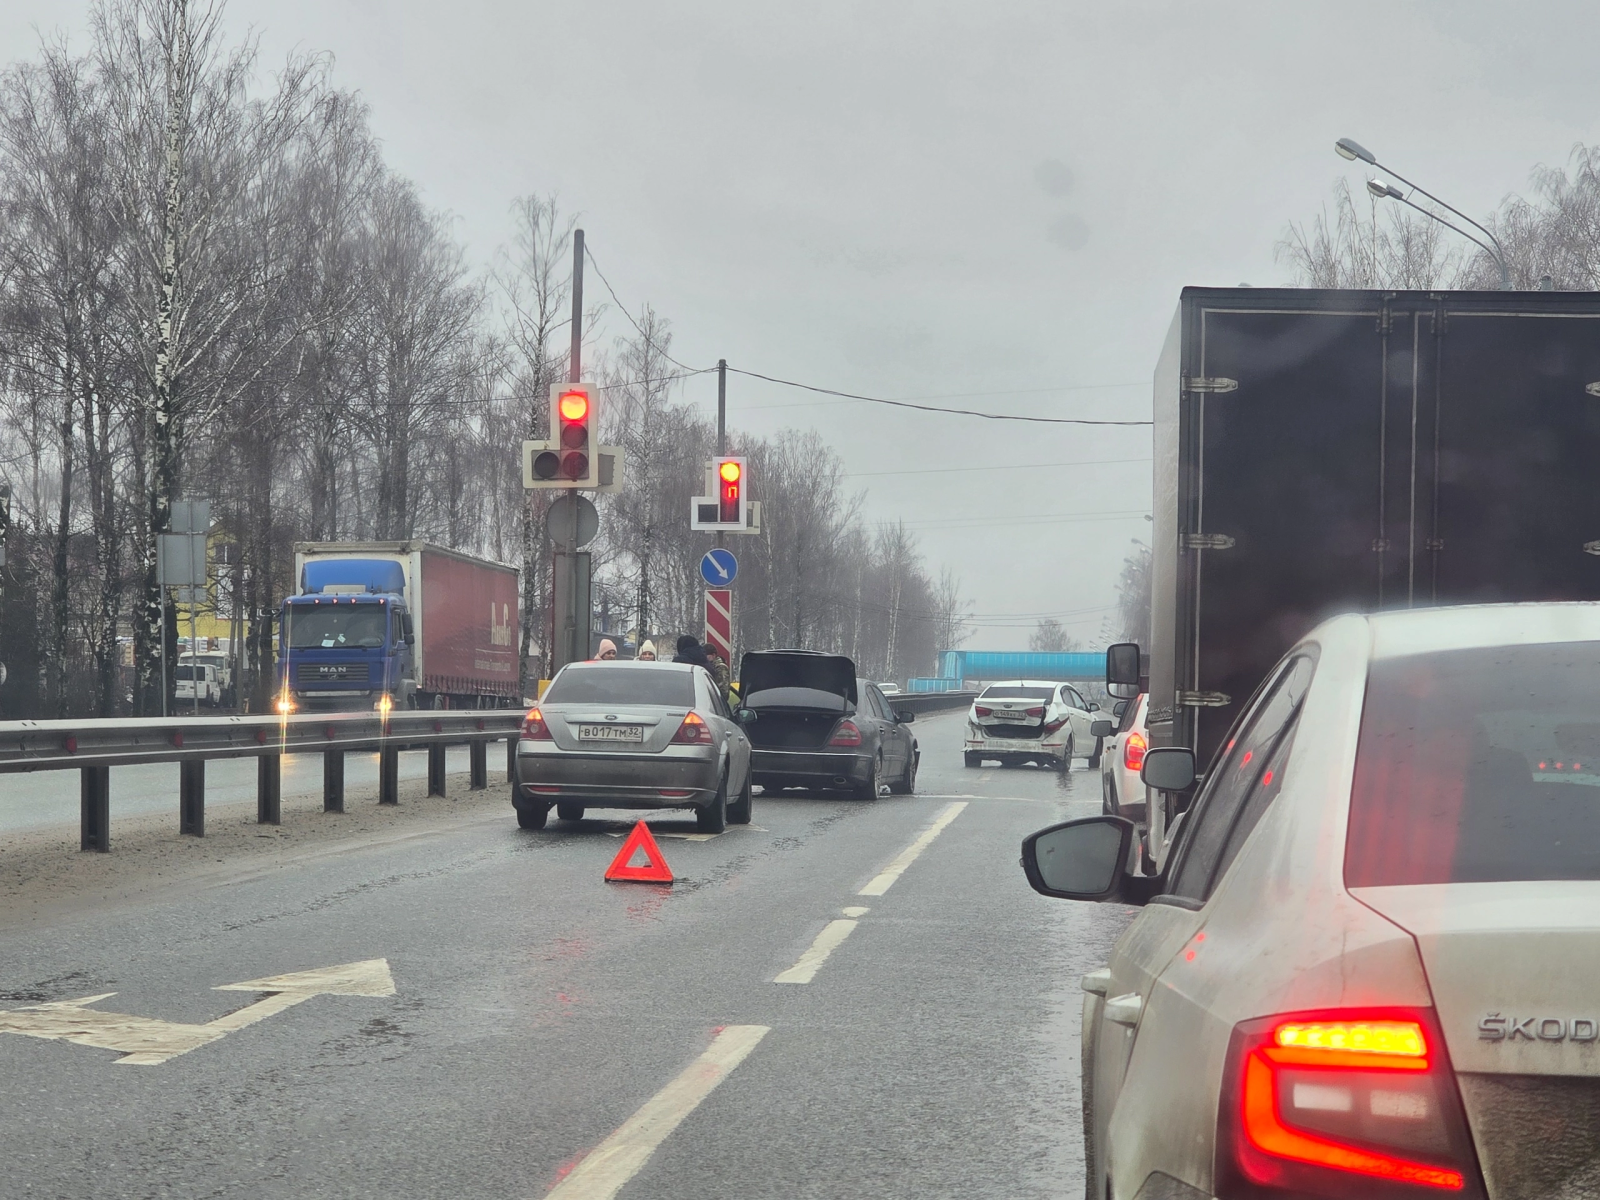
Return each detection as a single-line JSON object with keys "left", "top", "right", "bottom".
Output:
{"left": 700, "top": 548, "right": 738, "bottom": 586}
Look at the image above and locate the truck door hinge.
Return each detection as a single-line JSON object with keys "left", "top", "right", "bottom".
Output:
{"left": 1081, "top": 968, "right": 1111, "bottom": 997}
{"left": 1104, "top": 993, "right": 1144, "bottom": 1027}
{"left": 1178, "top": 690, "right": 1231, "bottom": 708}
{"left": 1585, "top": 383, "right": 1600, "bottom": 397}
{"left": 1183, "top": 375, "right": 1238, "bottom": 394}
{"left": 1180, "top": 532, "right": 1235, "bottom": 551}
{"left": 1584, "top": 541, "right": 1600, "bottom": 556}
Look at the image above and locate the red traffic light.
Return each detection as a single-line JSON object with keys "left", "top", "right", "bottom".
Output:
{"left": 558, "top": 391, "right": 590, "bottom": 422}
{"left": 717, "top": 458, "right": 742, "bottom": 523}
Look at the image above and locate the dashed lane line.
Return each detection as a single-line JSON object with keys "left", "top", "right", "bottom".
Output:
{"left": 774, "top": 909, "right": 867, "bottom": 984}
{"left": 544, "top": 1024, "right": 770, "bottom": 1200}
{"left": 857, "top": 800, "right": 968, "bottom": 897}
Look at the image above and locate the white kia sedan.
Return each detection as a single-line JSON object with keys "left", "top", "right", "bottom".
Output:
{"left": 1023, "top": 603, "right": 1600, "bottom": 1200}
{"left": 964, "top": 679, "right": 1099, "bottom": 771}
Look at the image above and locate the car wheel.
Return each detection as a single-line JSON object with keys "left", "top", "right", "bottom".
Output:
{"left": 1056, "top": 735, "right": 1074, "bottom": 773}
{"left": 727, "top": 770, "right": 753, "bottom": 825}
{"left": 557, "top": 802, "right": 585, "bottom": 822}
{"left": 697, "top": 773, "right": 728, "bottom": 833}
{"left": 963, "top": 751, "right": 981, "bottom": 768}
{"left": 852, "top": 756, "right": 881, "bottom": 801}
{"left": 889, "top": 750, "right": 918, "bottom": 794}
{"left": 516, "top": 803, "right": 549, "bottom": 830}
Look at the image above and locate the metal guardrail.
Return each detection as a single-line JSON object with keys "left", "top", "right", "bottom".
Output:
{"left": 893, "top": 691, "right": 978, "bottom": 715}
{"left": 0, "top": 710, "right": 526, "bottom": 852}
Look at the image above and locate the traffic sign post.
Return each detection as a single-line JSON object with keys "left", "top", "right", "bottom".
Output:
{"left": 704, "top": 588, "right": 732, "bottom": 666}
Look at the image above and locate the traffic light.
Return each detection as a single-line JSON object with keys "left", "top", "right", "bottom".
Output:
{"left": 717, "top": 458, "right": 743, "bottom": 524}
{"left": 691, "top": 456, "right": 754, "bottom": 530}
{"left": 523, "top": 382, "right": 600, "bottom": 489}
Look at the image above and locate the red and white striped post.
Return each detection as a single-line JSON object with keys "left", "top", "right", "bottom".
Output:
{"left": 704, "top": 588, "right": 733, "bottom": 666}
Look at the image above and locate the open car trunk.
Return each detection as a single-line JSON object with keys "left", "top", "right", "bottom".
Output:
{"left": 740, "top": 650, "right": 857, "bottom": 750}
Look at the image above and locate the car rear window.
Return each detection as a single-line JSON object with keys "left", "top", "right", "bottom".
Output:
{"left": 1346, "top": 642, "right": 1600, "bottom": 886}
{"left": 980, "top": 686, "right": 1053, "bottom": 700}
{"left": 543, "top": 667, "right": 695, "bottom": 706}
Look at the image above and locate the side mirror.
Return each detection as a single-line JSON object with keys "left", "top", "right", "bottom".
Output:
{"left": 1088, "top": 701, "right": 1100, "bottom": 712}
{"left": 894, "top": 709, "right": 915, "bottom": 724}
{"left": 1090, "top": 719, "right": 1115, "bottom": 739}
{"left": 1106, "top": 642, "right": 1141, "bottom": 687}
{"left": 1020, "top": 816, "right": 1146, "bottom": 901}
{"left": 1112, "top": 699, "right": 1128, "bottom": 719}
{"left": 1141, "top": 747, "right": 1196, "bottom": 792}
{"left": 736, "top": 708, "right": 759, "bottom": 725}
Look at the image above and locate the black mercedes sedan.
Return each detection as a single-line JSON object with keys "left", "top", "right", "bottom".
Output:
{"left": 739, "top": 650, "right": 917, "bottom": 799}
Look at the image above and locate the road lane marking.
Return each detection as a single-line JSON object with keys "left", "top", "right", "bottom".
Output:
{"left": 545, "top": 1024, "right": 769, "bottom": 1199}
{"left": 841, "top": 905, "right": 869, "bottom": 918}
{"left": 857, "top": 800, "right": 968, "bottom": 896}
{"left": 774, "top": 919, "right": 859, "bottom": 984}
{"left": 0, "top": 958, "right": 395, "bottom": 1066}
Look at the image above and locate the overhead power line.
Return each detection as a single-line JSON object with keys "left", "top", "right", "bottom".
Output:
{"left": 845, "top": 455, "right": 1152, "bottom": 479}
{"left": 725, "top": 367, "right": 1154, "bottom": 427}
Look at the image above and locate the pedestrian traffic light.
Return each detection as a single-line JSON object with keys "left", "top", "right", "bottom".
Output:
{"left": 690, "top": 456, "right": 750, "bottom": 530}
{"left": 523, "top": 382, "right": 600, "bottom": 489}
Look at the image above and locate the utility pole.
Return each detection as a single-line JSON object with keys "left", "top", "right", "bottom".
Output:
{"left": 551, "top": 229, "right": 585, "bottom": 675}
{"left": 715, "top": 359, "right": 727, "bottom": 556}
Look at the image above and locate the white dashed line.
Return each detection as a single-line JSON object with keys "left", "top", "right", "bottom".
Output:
{"left": 774, "top": 919, "right": 860, "bottom": 984}
{"left": 544, "top": 1025, "right": 770, "bottom": 1199}
{"left": 857, "top": 800, "right": 968, "bottom": 896}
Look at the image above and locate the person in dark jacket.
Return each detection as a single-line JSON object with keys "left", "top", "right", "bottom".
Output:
{"left": 671, "top": 635, "right": 709, "bottom": 667}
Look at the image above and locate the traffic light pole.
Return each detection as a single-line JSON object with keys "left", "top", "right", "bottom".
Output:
{"left": 552, "top": 229, "right": 585, "bottom": 676}
{"left": 715, "top": 360, "right": 727, "bottom": 554}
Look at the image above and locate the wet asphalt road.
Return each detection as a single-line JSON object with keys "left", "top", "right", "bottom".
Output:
{"left": 0, "top": 710, "right": 1132, "bottom": 1199}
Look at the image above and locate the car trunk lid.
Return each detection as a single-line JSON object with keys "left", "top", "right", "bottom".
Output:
{"left": 541, "top": 707, "right": 682, "bottom": 753}
{"left": 1353, "top": 882, "right": 1600, "bottom": 1199}
{"left": 739, "top": 651, "right": 856, "bottom": 708}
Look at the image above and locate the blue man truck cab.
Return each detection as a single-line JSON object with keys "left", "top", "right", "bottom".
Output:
{"left": 278, "top": 558, "right": 414, "bottom": 712}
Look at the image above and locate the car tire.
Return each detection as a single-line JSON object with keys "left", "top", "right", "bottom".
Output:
{"left": 963, "top": 752, "right": 981, "bottom": 768}
{"left": 889, "top": 750, "right": 918, "bottom": 794}
{"left": 557, "top": 802, "right": 585, "bottom": 822}
{"left": 516, "top": 803, "right": 549, "bottom": 830}
{"left": 852, "top": 756, "right": 881, "bottom": 801}
{"left": 727, "top": 770, "right": 753, "bottom": 825}
{"left": 1056, "top": 735, "right": 1074, "bottom": 773}
{"left": 697, "top": 774, "right": 728, "bottom": 833}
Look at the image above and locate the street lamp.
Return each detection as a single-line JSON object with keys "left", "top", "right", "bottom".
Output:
{"left": 1336, "top": 137, "right": 1511, "bottom": 288}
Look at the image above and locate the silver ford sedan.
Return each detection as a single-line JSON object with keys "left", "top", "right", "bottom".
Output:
{"left": 513, "top": 660, "right": 752, "bottom": 833}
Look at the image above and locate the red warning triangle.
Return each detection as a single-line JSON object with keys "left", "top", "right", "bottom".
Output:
{"left": 605, "top": 820, "right": 674, "bottom": 883}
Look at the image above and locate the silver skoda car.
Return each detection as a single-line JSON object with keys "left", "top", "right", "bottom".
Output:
{"left": 1023, "top": 603, "right": 1600, "bottom": 1200}
{"left": 514, "top": 660, "right": 753, "bottom": 834}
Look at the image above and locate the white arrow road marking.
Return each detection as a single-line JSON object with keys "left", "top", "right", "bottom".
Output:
{"left": 858, "top": 800, "right": 968, "bottom": 896}
{"left": 0, "top": 958, "right": 395, "bottom": 1066}
{"left": 545, "top": 1024, "right": 769, "bottom": 1200}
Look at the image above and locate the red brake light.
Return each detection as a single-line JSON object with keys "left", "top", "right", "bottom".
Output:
{"left": 1123, "top": 730, "right": 1147, "bottom": 772}
{"left": 521, "top": 707, "right": 552, "bottom": 740}
{"left": 974, "top": 705, "right": 992, "bottom": 717}
{"left": 828, "top": 719, "right": 863, "bottom": 747}
{"left": 1025, "top": 706, "right": 1045, "bottom": 718}
{"left": 671, "top": 711, "right": 713, "bottom": 745}
{"left": 1221, "top": 1010, "right": 1481, "bottom": 1198}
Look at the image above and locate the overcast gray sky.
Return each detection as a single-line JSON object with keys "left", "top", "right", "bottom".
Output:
{"left": 5, "top": 0, "right": 1598, "bottom": 650}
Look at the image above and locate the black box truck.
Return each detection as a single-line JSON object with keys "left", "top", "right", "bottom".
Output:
{"left": 1149, "top": 286, "right": 1600, "bottom": 768}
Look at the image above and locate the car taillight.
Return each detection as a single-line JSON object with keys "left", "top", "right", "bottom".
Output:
{"left": 1218, "top": 1009, "right": 1485, "bottom": 1199}
{"left": 828, "top": 719, "right": 863, "bottom": 747}
{"left": 974, "top": 705, "right": 992, "bottom": 717}
{"left": 671, "top": 711, "right": 713, "bottom": 745}
{"left": 1025, "top": 706, "right": 1045, "bottom": 717}
{"left": 521, "top": 707, "right": 552, "bottom": 740}
{"left": 1043, "top": 714, "right": 1070, "bottom": 733}
{"left": 1123, "top": 730, "right": 1147, "bottom": 772}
